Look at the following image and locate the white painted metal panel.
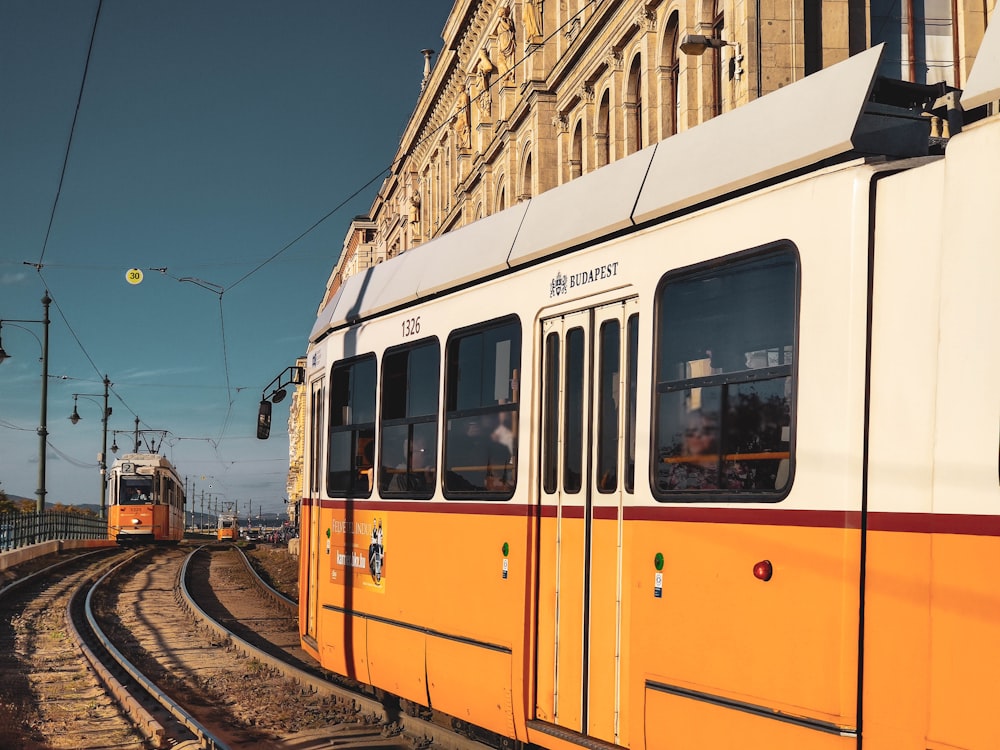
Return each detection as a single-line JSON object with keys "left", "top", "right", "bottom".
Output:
{"left": 325, "top": 271, "right": 367, "bottom": 330}
{"left": 508, "top": 146, "right": 656, "bottom": 265}
{"left": 310, "top": 289, "right": 342, "bottom": 342}
{"left": 633, "top": 45, "right": 884, "bottom": 225}
{"left": 960, "top": 12, "right": 1000, "bottom": 110}
{"left": 353, "top": 251, "right": 423, "bottom": 319}
{"left": 414, "top": 201, "right": 528, "bottom": 297}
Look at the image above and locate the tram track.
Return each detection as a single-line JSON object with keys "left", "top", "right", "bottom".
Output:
{"left": 181, "top": 544, "right": 500, "bottom": 750}
{"left": 0, "top": 547, "right": 149, "bottom": 750}
{"left": 1, "top": 544, "right": 502, "bottom": 750}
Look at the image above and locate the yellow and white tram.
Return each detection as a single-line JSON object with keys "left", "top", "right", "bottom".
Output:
{"left": 107, "top": 453, "right": 186, "bottom": 544}
{"left": 289, "top": 35, "right": 1000, "bottom": 750}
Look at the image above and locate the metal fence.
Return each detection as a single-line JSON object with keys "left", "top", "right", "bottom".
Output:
{"left": 0, "top": 510, "right": 108, "bottom": 552}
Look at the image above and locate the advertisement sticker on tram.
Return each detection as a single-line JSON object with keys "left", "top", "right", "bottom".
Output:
{"left": 328, "top": 514, "right": 387, "bottom": 593}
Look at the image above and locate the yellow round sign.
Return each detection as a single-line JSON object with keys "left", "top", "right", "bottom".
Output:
{"left": 126, "top": 268, "right": 144, "bottom": 285}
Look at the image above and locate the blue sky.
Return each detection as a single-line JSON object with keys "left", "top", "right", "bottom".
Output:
{"left": 0, "top": 0, "right": 453, "bottom": 517}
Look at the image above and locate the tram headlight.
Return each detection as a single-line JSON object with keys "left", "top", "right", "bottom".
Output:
{"left": 131, "top": 518, "right": 141, "bottom": 525}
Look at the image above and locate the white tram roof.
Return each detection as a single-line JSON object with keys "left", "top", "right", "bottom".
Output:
{"left": 309, "top": 39, "right": 957, "bottom": 343}
{"left": 111, "top": 453, "right": 174, "bottom": 469}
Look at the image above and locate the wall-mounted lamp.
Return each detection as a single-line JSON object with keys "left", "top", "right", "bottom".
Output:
{"left": 679, "top": 34, "right": 743, "bottom": 81}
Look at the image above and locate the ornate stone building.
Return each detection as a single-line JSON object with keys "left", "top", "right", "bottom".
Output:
{"left": 317, "top": 0, "right": 994, "bottom": 309}
{"left": 284, "top": 356, "right": 308, "bottom": 529}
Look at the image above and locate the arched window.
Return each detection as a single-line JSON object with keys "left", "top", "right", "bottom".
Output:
{"left": 663, "top": 12, "right": 680, "bottom": 136}
{"left": 626, "top": 55, "right": 642, "bottom": 153}
{"left": 597, "top": 89, "right": 610, "bottom": 167}
{"left": 571, "top": 120, "right": 583, "bottom": 179}
{"left": 520, "top": 151, "right": 533, "bottom": 201}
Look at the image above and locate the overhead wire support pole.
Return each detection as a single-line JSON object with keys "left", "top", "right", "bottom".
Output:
{"left": 69, "top": 374, "right": 112, "bottom": 517}
{"left": 0, "top": 292, "right": 52, "bottom": 514}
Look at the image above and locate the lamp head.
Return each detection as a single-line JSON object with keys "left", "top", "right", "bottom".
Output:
{"left": 679, "top": 34, "right": 728, "bottom": 55}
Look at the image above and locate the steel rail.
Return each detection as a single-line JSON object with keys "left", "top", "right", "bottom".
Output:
{"left": 84, "top": 546, "right": 232, "bottom": 750}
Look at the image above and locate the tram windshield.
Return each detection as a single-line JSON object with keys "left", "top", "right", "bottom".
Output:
{"left": 119, "top": 477, "right": 155, "bottom": 505}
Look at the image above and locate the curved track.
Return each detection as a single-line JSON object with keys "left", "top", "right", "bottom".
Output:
{"left": 1, "top": 544, "right": 505, "bottom": 750}
{"left": 0, "top": 548, "right": 149, "bottom": 749}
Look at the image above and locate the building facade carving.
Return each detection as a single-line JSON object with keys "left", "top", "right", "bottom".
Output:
{"left": 317, "top": 0, "right": 996, "bottom": 323}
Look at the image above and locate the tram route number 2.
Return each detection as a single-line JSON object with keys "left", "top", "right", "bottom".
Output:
{"left": 402, "top": 316, "right": 421, "bottom": 337}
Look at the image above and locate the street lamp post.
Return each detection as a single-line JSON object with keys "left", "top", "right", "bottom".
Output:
{"left": 0, "top": 291, "right": 52, "bottom": 514}
{"left": 69, "top": 375, "right": 112, "bottom": 517}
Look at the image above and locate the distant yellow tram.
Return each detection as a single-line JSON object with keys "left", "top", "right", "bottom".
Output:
{"left": 217, "top": 513, "right": 238, "bottom": 541}
{"left": 107, "top": 453, "right": 185, "bottom": 544}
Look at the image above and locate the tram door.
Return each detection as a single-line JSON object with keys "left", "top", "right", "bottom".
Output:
{"left": 305, "top": 377, "right": 325, "bottom": 641}
{"left": 536, "top": 298, "right": 637, "bottom": 744}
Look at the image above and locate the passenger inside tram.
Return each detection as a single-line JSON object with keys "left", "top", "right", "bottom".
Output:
{"left": 445, "top": 413, "right": 513, "bottom": 493}
{"left": 661, "top": 408, "right": 722, "bottom": 491}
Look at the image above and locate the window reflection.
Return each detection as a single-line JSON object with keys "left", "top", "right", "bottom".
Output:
{"left": 379, "top": 339, "right": 439, "bottom": 498}
{"left": 328, "top": 355, "right": 377, "bottom": 497}
{"left": 654, "top": 250, "right": 797, "bottom": 499}
{"left": 444, "top": 317, "right": 520, "bottom": 497}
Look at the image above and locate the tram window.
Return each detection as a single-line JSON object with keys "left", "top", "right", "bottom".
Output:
{"left": 542, "top": 332, "right": 560, "bottom": 494}
{"left": 327, "top": 354, "right": 377, "bottom": 497}
{"left": 120, "top": 478, "right": 153, "bottom": 505}
{"left": 444, "top": 316, "right": 520, "bottom": 498}
{"left": 597, "top": 320, "right": 620, "bottom": 493}
{"left": 564, "top": 328, "right": 585, "bottom": 493}
{"left": 379, "top": 339, "right": 440, "bottom": 498}
{"left": 310, "top": 383, "right": 325, "bottom": 494}
{"left": 652, "top": 249, "right": 797, "bottom": 500}
{"left": 625, "top": 313, "right": 638, "bottom": 492}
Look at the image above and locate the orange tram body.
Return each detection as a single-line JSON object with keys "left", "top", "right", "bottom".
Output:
{"left": 217, "top": 514, "right": 238, "bottom": 541}
{"left": 107, "top": 453, "right": 185, "bottom": 544}
{"left": 291, "top": 37, "right": 1000, "bottom": 750}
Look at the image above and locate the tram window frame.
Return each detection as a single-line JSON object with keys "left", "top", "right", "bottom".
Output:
{"left": 563, "top": 327, "right": 585, "bottom": 493}
{"left": 651, "top": 245, "right": 798, "bottom": 502}
{"left": 596, "top": 319, "right": 621, "bottom": 493}
{"left": 378, "top": 337, "right": 440, "bottom": 499}
{"left": 625, "top": 313, "right": 639, "bottom": 492}
{"left": 443, "top": 315, "right": 521, "bottom": 499}
{"left": 310, "top": 381, "right": 326, "bottom": 494}
{"left": 542, "top": 332, "right": 560, "bottom": 494}
{"left": 327, "top": 353, "right": 377, "bottom": 498}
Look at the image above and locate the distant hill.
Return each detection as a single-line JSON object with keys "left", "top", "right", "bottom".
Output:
{"left": 2, "top": 493, "right": 36, "bottom": 506}
{"left": 1, "top": 498, "right": 104, "bottom": 515}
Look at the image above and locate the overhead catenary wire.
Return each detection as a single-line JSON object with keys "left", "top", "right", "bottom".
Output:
{"left": 35, "top": 0, "right": 104, "bottom": 269}
{"left": 225, "top": 0, "right": 599, "bottom": 292}
{"left": 15, "top": 2, "right": 598, "bottom": 490}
